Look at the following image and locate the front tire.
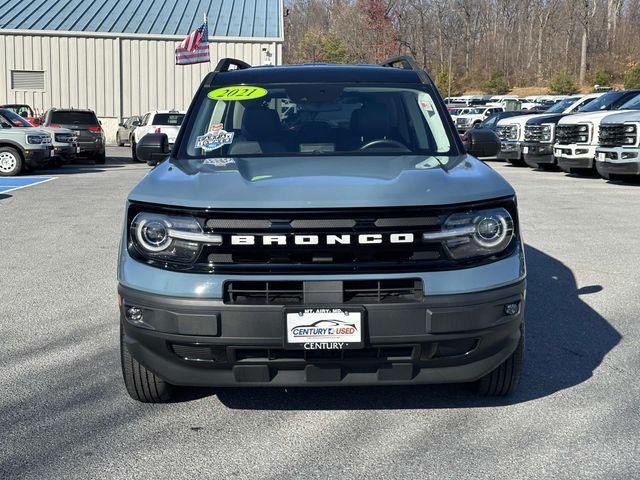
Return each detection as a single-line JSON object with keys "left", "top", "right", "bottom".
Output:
{"left": 0, "top": 146, "right": 24, "bottom": 177}
{"left": 476, "top": 324, "right": 524, "bottom": 396}
{"left": 121, "top": 328, "right": 175, "bottom": 403}
{"left": 131, "top": 140, "right": 139, "bottom": 162}
{"left": 508, "top": 157, "right": 526, "bottom": 167}
{"left": 94, "top": 152, "right": 106, "bottom": 165}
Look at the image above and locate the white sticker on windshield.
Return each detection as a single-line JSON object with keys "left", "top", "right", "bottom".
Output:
{"left": 195, "top": 123, "right": 234, "bottom": 152}
{"left": 202, "top": 158, "right": 236, "bottom": 167}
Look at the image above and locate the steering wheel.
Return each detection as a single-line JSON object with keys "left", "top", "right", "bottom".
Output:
{"left": 359, "top": 139, "right": 409, "bottom": 151}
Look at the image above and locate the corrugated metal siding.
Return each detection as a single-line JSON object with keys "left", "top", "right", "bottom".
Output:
{"left": 0, "top": 0, "right": 281, "bottom": 38}
{"left": 0, "top": 32, "right": 281, "bottom": 120}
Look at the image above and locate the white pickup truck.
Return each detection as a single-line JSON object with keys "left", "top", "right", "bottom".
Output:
{"left": 132, "top": 110, "right": 185, "bottom": 162}
{"left": 595, "top": 110, "right": 640, "bottom": 180}
{"left": 554, "top": 90, "right": 640, "bottom": 174}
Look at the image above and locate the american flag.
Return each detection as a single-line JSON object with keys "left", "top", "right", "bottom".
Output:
{"left": 175, "top": 20, "right": 210, "bottom": 65}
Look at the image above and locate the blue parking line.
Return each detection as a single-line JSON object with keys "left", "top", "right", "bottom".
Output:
{"left": 0, "top": 176, "right": 55, "bottom": 194}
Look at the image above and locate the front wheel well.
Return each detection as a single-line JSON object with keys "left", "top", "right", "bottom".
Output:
{"left": 0, "top": 143, "right": 25, "bottom": 161}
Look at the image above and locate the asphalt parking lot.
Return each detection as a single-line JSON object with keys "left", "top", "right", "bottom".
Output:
{"left": 1, "top": 147, "right": 639, "bottom": 479}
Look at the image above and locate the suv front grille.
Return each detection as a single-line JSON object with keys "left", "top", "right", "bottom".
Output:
{"left": 225, "top": 279, "right": 424, "bottom": 305}
{"left": 128, "top": 200, "right": 518, "bottom": 274}
{"left": 599, "top": 124, "right": 637, "bottom": 147}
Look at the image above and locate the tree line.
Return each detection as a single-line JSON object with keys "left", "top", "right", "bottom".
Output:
{"left": 283, "top": 0, "right": 640, "bottom": 94}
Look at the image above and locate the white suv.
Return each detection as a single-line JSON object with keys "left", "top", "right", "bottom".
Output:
{"left": 132, "top": 110, "right": 185, "bottom": 162}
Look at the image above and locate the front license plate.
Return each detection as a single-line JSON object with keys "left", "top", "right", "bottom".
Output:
{"left": 598, "top": 152, "right": 606, "bottom": 161}
{"left": 76, "top": 147, "right": 81, "bottom": 154}
{"left": 50, "top": 149, "right": 55, "bottom": 157}
{"left": 522, "top": 146, "right": 529, "bottom": 154}
{"left": 285, "top": 307, "right": 363, "bottom": 350}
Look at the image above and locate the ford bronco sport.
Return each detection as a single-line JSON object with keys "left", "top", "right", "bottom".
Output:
{"left": 119, "top": 57, "right": 525, "bottom": 402}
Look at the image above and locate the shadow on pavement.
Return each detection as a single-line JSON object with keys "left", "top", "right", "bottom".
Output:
{"left": 0, "top": 193, "right": 12, "bottom": 201}
{"left": 210, "top": 244, "right": 621, "bottom": 410}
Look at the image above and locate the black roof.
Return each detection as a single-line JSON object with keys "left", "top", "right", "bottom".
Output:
{"left": 209, "top": 64, "right": 425, "bottom": 86}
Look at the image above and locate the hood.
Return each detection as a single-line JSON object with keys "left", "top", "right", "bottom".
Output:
{"left": 496, "top": 114, "right": 538, "bottom": 128}
{"left": 526, "top": 113, "right": 567, "bottom": 125}
{"left": 600, "top": 110, "right": 640, "bottom": 125}
{"left": 38, "top": 126, "right": 74, "bottom": 134}
{"left": 558, "top": 110, "right": 627, "bottom": 126}
{"left": 128, "top": 155, "right": 515, "bottom": 209}
{"left": 1, "top": 126, "right": 50, "bottom": 137}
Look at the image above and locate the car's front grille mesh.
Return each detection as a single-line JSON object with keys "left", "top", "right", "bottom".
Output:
{"left": 234, "top": 346, "right": 415, "bottom": 362}
{"left": 555, "top": 125, "right": 582, "bottom": 144}
{"left": 224, "top": 279, "right": 424, "bottom": 305}
{"left": 599, "top": 124, "right": 628, "bottom": 147}
{"left": 128, "top": 200, "right": 518, "bottom": 274}
{"left": 524, "top": 125, "right": 545, "bottom": 142}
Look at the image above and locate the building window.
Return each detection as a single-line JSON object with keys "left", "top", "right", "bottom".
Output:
{"left": 10, "top": 70, "right": 45, "bottom": 90}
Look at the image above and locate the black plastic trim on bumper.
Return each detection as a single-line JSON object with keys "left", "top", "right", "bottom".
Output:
{"left": 24, "top": 149, "right": 51, "bottom": 168}
{"left": 596, "top": 160, "right": 640, "bottom": 176}
{"left": 119, "top": 280, "right": 526, "bottom": 387}
{"left": 523, "top": 143, "right": 554, "bottom": 167}
{"left": 558, "top": 157, "right": 594, "bottom": 171}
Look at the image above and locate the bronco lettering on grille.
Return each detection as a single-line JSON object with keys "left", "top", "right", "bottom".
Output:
{"left": 230, "top": 233, "right": 415, "bottom": 246}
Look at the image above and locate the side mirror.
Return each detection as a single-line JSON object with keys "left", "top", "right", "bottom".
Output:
{"left": 118, "top": 122, "right": 125, "bottom": 127}
{"left": 462, "top": 128, "right": 501, "bottom": 158}
{"left": 136, "top": 133, "right": 170, "bottom": 166}
{"left": 132, "top": 121, "right": 140, "bottom": 127}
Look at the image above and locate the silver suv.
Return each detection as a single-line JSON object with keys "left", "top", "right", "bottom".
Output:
{"left": 0, "top": 109, "right": 53, "bottom": 176}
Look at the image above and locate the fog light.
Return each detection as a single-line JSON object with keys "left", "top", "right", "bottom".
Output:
{"left": 126, "top": 306, "right": 143, "bottom": 322}
{"left": 622, "top": 152, "right": 638, "bottom": 159}
{"left": 504, "top": 302, "right": 520, "bottom": 316}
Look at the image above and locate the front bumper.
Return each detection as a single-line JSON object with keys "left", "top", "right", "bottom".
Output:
{"left": 554, "top": 144, "right": 596, "bottom": 171}
{"left": 497, "top": 141, "right": 521, "bottom": 161}
{"left": 24, "top": 146, "right": 53, "bottom": 168}
{"left": 120, "top": 279, "right": 525, "bottom": 387}
{"left": 595, "top": 148, "right": 640, "bottom": 177}
{"left": 52, "top": 144, "right": 76, "bottom": 163}
{"left": 523, "top": 142, "right": 555, "bottom": 167}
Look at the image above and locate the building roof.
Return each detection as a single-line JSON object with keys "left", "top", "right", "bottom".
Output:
{"left": 0, "top": 0, "right": 282, "bottom": 39}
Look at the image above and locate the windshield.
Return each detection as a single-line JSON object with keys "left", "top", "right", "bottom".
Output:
{"left": 181, "top": 84, "right": 453, "bottom": 158}
{"left": 546, "top": 97, "right": 578, "bottom": 113}
{"left": 153, "top": 113, "right": 185, "bottom": 126}
{"left": 618, "top": 93, "right": 640, "bottom": 110}
{"left": 467, "top": 108, "right": 487, "bottom": 115}
{"left": 0, "top": 109, "right": 32, "bottom": 127}
{"left": 577, "top": 91, "right": 635, "bottom": 112}
{"left": 50, "top": 111, "right": 99, "bottom": 125}
{"left": 2, "top": 104, "right": 33, "bottom": 117}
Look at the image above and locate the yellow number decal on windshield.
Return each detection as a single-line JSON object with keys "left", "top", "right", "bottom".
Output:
{"left": 208, "top": 86, "right": 268, "bottom": 101}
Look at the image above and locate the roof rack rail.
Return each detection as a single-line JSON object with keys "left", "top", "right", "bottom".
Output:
{"left": 214, "top": 58, "right": 251, "bottom": 73}
{"left": 379, "top": 56, "right": 432, "bottom": 85}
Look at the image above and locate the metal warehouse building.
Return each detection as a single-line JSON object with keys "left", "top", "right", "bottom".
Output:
{"left": 0, "top": 0, "right": 283, "bottom": 141}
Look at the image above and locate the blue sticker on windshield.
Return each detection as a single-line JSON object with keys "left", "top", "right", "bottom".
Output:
{"left": 195, "top": 124, "right": 234, "bottom": 152}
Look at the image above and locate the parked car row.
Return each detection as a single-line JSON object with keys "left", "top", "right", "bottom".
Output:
{"left": 0, "top": 105, "right": 106, "bottom": 176}
{"left": 488, "top": 89, "right": 640, "bottom": 181}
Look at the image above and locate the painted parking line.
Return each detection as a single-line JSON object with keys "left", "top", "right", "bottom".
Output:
{"left": 0, "top": 176, "right": 56, "bottom": 194}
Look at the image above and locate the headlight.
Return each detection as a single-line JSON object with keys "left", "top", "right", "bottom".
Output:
{"left": 130, "top": 212, "right": 221, "bottom": 263}
{"left": 623, "top": 124, "right": 638, "bottom": 146}
{"left": 423, "top": 208, "right": 515, "bottom": 260}
{"left": 577, "top": 124, "right": 590, "bottom": 143}
{"left": 506, "top": 125, "right": 519, "bottom": 141}
{"left": 541, "top": 123, "right": 554, "bottom": 142}
{"left": 26, "top": 135, "right": 43, "bottom": 144}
